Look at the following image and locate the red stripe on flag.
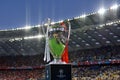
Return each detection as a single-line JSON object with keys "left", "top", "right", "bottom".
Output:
{"left": 61, "top": 41, "right": 69, "bottom": 63}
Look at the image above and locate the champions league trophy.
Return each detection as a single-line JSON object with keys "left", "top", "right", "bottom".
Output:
{"left": 44, "top": 18, "right": 72, "bottom": 80}
{"left": 43, "top": 18, "right": 71, "bottom": 64}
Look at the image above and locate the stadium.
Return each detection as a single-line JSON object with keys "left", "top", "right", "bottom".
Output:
{"left": 0, "top": 2, "right": 120, "bottom": 80}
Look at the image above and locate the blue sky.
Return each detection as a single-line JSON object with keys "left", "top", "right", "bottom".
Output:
{"left": 0, "top": 0, "right": 119, "bottom": 29}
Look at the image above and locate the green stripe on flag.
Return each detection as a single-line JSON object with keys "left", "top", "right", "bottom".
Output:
{"left": 49, "top": 38, "right": 65, "bottom": 58}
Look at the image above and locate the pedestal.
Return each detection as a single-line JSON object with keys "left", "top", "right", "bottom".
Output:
{"left": 45, "top": 64, "right": 72, "bottom": 80}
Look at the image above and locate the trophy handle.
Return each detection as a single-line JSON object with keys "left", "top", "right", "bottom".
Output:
{"left": 43, "top": 18, "right": 51, "bottom": 62}
{"left": 67, "top": 21, "right": 71, "bottom": 43}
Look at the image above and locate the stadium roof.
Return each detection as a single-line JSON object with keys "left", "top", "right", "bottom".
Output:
{"left": 0, "top": 5, "right": 120, "bottom": 55}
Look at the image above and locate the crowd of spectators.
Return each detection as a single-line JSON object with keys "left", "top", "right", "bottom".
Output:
{"left": 0, "top": 45, "right": 119, "bottom": 68}
{"left": 70, "top": 45, "right": 120, "bottom": 64}
{"left": 0, "top": 55, "right": 45, "bottom": 68}
{"left": 0, "top": 45, "right": 119, "bottom": 80}
{"left": 0, "top": 69, "right": 45, "bottom": 80}
{"left": 72, "top": 65, "right": 120, "bottom": 80}
{"left": 0, "top": 65, "right": 119, "bottom": 80}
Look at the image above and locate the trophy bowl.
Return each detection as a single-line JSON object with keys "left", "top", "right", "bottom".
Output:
{"left": 48, "top": 22, "right": 70, "bottom": 64}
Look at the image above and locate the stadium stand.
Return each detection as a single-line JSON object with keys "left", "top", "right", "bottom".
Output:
{"left": 72, "top": 65, "right": 120, "bottom": 80}
{"left": 0, "top": 4, "right": 120, "bottom": 80}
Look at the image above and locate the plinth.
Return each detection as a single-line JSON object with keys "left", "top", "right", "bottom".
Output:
{"left": 45, "top": 64, "right": 71, "bottom": 80}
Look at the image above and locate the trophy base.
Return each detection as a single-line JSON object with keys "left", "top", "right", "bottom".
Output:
{"left": 49, "top": 59, "right": 66, "bottom": 64}
{"left": 45, "top": 64, "right": 72, "bottom": 80}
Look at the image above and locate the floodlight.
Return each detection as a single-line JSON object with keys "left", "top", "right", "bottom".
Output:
{"left": 24, "top": 35, "right": 43, "bottom": 39}
{"left": 35, "top": 25, "right": 41, "bottom": 27}
{"left": 24, "top": 26, "right": 31, "bottom": 30}
{"left": 35, "top": 35, "right": 43, "bottom": 38}
{"left": 80, "top": 14, "right": 86, "bottom": 18}
{"left": 98, "top": 8, "right": 106, "bottom": 15}
{"left": 44, "top": 23, "right": 48, "bottom": 26}
{"left": 74, "top": 16, "right": 80, "bottom": 19}
{"left": 110, "top": 4, "right": 118, "bottom": 10}
{"left": 67, "top": 19, "right": 70, "bottom": 21}
{"left": 51, "top": 22, "right": 55, "bottom": 25}
{"left": 58, "top": 20, "right": 63, "bottom": 23}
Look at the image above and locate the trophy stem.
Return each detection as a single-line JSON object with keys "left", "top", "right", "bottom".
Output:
{"left": 49, "top": 58, "right": 66, "bottom": 64}
{"left": 54, "top": 58, "right": 61, "bottom": 63}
